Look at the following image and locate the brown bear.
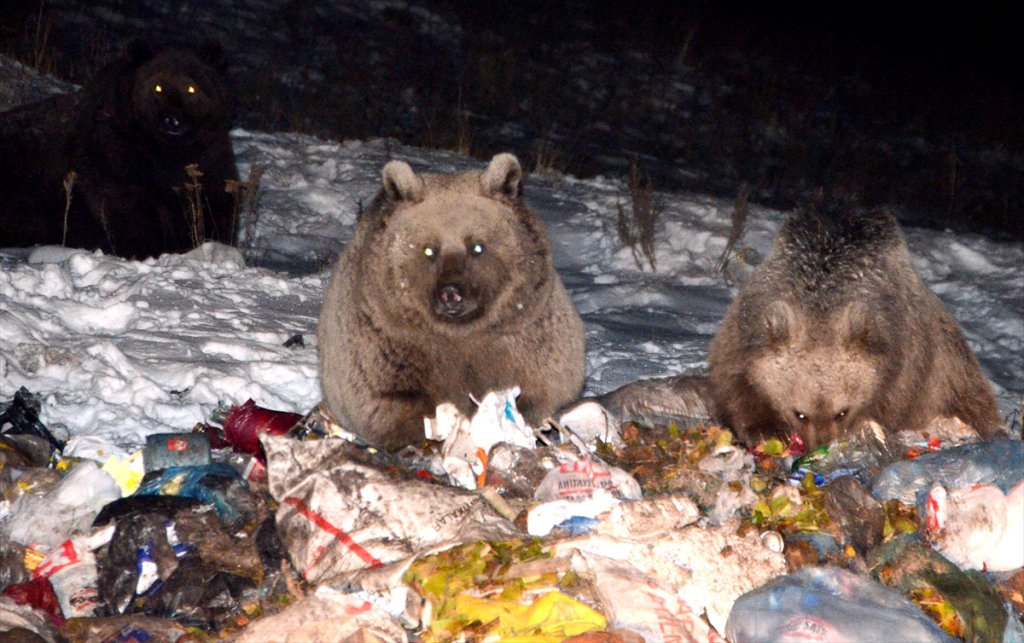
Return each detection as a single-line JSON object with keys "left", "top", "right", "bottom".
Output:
{"left": 0, "top": 40, "right": 238, "bottom": 259}
{"left": 317, "top": 153, "right": 586, "bottom": 451}
{"left": 707, "top": 205, "right": 1003, "bottom": 448}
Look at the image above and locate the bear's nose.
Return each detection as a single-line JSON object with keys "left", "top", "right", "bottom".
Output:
{"left": 162, "top": 115, "right": 186, "bottom": 136}
{"left": 437, "top": 284, "right": 464, "bottom": 309}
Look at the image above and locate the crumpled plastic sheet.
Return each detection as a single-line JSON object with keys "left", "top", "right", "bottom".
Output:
{"left": 551, "top": 508, "right": 783, "bottom": 637}
{"left": 870, "top": 438, "right": 1024, "bottom": 505}
{"left": 263, "top": 434, "right": 518, "bottom": 587}
{"left": 233, "top": 585, "right": 409, "bottom": 642}
{"left": 0, "top": 460, "right": 121, "bottom": 550}
{"left": 924, "top": 480, "right": 1024, "bottom": 572}
{"left": 726, "top": 566, "right": 956, "bottom": 643}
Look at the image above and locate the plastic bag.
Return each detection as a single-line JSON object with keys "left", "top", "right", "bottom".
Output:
{"left": 870, "top": 439, "right": 1024, "bottom": 505}
{"left": 1, "top": 460, "right": 121, "bottom": 549}
{"left": 923, "top": 480, "right": 1024, "bottom": 572}
{"left": 423, "top": 388, "right": 536, "bottom": 489}
{"left": 725, "top": 566, "right": 955, "bottom": 642}
{"left": 263, "top": 434, "right": 517, "bottom": 586}
{"left": 218, "top": 398, "right": 304, "bottom": 458}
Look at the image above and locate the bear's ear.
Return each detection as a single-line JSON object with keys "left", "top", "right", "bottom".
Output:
{"left": 198, "top": 39, "right": 229, "bottom": 73}
{"left": 760, "top": 300, "right": 800, "bottom": 346}
{"left": 381, "top": 160, "right": 425, "bottom": 203}
{"left": 124, "top": 39, "right": 155, "bottom": 64}
{"left": 480, "top": 153, "right": 522, "bottom": 199}
{"left": 838, "top": 300, "right": 885, "bottom": 351}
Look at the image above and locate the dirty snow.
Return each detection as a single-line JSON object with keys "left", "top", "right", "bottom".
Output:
{"left": 1, "top": 129, "right": 1022, "bottom": 455}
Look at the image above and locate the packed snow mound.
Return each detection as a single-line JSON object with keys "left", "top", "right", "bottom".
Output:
{"left": 1, "top": 132, "right": 1021, "bottom": 454}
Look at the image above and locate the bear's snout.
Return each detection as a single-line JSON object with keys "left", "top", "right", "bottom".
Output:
{"left": 433, "top": 282, "right": 479, "bottom": 321}
{"left": 160, "top": 113, "right": 188, "bottom": 136}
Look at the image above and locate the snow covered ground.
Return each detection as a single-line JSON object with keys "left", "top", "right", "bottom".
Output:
{"left": 1, "top": 129, "right": 1021, "bottom": 457}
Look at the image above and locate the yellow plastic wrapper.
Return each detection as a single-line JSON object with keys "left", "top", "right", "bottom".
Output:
{"left": 102, "top": 450, "right": 145, "bottom": 496}
{"left": 448, "top": 590, "right": 606, "bottom": 641}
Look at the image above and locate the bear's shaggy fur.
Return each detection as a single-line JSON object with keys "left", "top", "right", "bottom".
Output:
{"left": 0, "top": 41, "right": 238, "bottom": 259}
{"left": 708, "top": 206, "right": 1003, "bottom": 448}
{"left": 317, "top": 154, "right": 586, "bottom": 451}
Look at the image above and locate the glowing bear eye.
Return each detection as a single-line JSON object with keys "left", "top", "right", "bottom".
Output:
{"left": 834, "top": 409, "right": 848, "bottom": 421}
{"left": 794, "top": 411, "right": 808, "bottom": 422}
{"left": 154, "top": 84, "right": 163, "bottom": 93}
{"left": 187, "top": 85, "right": 196, "bottom": 94}
{"left": 423, "top": 246, "right": 435, "bottom": 259}
{"left": 470, "top": 243, "right": 484, "bottom": 257}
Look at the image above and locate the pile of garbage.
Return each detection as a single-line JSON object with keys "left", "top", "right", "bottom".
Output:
{"left": 1, "top": 385, "right": 1021, "bottom": 642}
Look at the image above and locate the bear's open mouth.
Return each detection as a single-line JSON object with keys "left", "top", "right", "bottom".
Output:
{"left": 433, "top": 283, "right": 480, "bottom": 322}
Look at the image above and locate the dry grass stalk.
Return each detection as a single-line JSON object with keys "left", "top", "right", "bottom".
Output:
{"left": 32, "top": 0, "right": 53, "bottom": 73}
{"left": 532, "top": 137, "right": 566, "bottom": 177}
{"left": 60, "top": 170, "right": 76, "bottom": 246}
{"left": 616, "top": 160, "right": 660, "bottom": 271}
{"left": 226, "top": 165, "right": 266, "bottom": 260}
{"left": 715, "top": 181, "right": 749, "bottom": 273}
{"left": 177, "top": 163, "right": 206, "bottom": 248}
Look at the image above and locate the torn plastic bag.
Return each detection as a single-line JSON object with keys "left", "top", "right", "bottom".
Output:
{"left": 0, "top": 387, "right": 65, "bottom": 459}
{"left": 132, "top": 463, "right": 260, "bottom": 531}
{"left": 139, "top": 556, "right": 257, "bottom": 629}
{"left": 534, "top": 440, "right": 641, "bottom": 503}
{"left": 423, "top": 388, "right": 537, "bottom": 489}
{"left": 572, "top": 557, "right": 716, "bottom": 643}
{"left": 97, "top": 512, "right": 183, "bottom": 615}
{"left": 32, "top": 526, "right": 115, "bottom": 619}
{"left": 924, "top": 480, "right": 1024, "bottom": 572}
{"left": 0, "top": 598, "right": 58, "bottom": 643}
{"left": 1, "top": 460, "right": 121, "bottom": 549}
{"left": 217, "top": 398, "right": 303, "bottom": 458}
{"left": 3, "top": 577, "right": 63, "bottom": 627}
{"left": 263, "top": 434, "right": 518, "bottom": 586}
{"left": 870, "top": 439, "right": 1024, "bottom": 505}
{"left": 726, "top": 566, "right": 955, "bottom": 643}
{"left": 553, "top": 513, "right": 783, "bottom": 637}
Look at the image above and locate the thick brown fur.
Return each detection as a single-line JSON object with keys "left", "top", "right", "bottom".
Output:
{"left": 317, "top": 154, "right": 586, "bottom": 451}
{"left": 0, "top": 40, "right": 238, "bottom": 259}
{"left": 708, "top": 205, "right": 1003, "bottom": 448}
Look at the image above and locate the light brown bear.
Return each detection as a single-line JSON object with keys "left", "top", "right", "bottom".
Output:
{"left": 318, "top": 153, "right": 585, "bottom": 451}
{"left": 708, "top": 205, "right": 1003, "bottom": 448}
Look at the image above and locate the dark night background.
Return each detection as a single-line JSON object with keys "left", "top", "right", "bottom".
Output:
{"left": 2, "top": 0, "right": 1021, "bottom": 240}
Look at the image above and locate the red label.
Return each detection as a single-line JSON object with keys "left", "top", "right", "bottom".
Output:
{"left": 166, "top": 438, "right": 189, "bottom": 452}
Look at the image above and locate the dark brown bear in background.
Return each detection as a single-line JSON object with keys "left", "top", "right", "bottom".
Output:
{"left": 708, "top": 205, "right": 1003, "bottom": 449}
{"left": 317, "top": 154, "right": 586, "bottom": 452}
{"left": 0, "top": 40, "right": 238, "bottom": 259}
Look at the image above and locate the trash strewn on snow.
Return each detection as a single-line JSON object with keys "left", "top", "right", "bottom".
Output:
{"left": 2, "top": 387, "right": 1022, "bottom": 641}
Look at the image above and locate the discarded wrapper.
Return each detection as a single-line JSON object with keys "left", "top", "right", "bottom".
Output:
{"left": 424, "top": 388, "right": 536, "bottom": 489}
{"left": 527, "top": 488, "right": 622, "bottom": 537}
{"left": 923, "top": 480, "right": 1024, "bottom": 572}
{"left": 516, "top": 506, "right": 784, "bottom": 639}
{"left": 32, "top": 525, "right": 115, "bottom": 619}
{"left": 263, "top": 434, "right": 519, "bottom": 586}
{"left": 534, "top": 445, "right": 642, "bottom": 503}
{"left": 557, "top": 400, "right": 623, "bottom": 447}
